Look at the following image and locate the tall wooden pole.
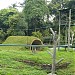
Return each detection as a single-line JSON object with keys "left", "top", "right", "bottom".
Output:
{"left": 65, "top": 27, "right": 68, "bottom": 45}
{"left": 58, "top": 11, "right": 61, "bottom": 50}
{"left": 68, "top": 9, "right": 71, "bottom": 50}
{"left": 52, "top": 31, "right": 57, "bottom": 74}
{"left": 49, "top": 28, "right": 57, "bottom": 75}
{"left": 65, "top": 13, "right": 68, "bottom": 45}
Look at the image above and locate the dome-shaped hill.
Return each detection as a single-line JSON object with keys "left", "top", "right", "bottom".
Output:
{"left": 3, "top": 36, "right": 43, "bottom": 45}
{"left": 3, "top": 36, "right": 43, "bottom": 50}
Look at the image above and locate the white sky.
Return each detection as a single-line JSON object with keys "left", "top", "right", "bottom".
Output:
{"left": 0, "top": 0, "right": 51, "bottom": 12}
{"left": 0, "top": 0, "right": 24, "bottom": 11}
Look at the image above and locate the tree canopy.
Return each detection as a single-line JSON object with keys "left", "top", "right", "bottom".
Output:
{"left": 0, "top": 8, "right": 27, "bottom": 42}
{"left": 23, "top": 0, "right": 49, "bottom": 35}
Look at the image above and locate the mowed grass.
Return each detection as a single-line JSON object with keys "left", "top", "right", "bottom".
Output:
{"left": 0, "top": 48, "right": 47, "bottom": 75}
{"left": 0, "top": 36, "right": 75, "bottom": 75}
{"left": 0, "top": 46, "right": 75, "bottom": 75}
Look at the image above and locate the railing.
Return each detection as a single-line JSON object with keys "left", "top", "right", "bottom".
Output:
{"left": 0, "top": 44, "right": 53, "bottom": 47}
{"left": 0, "top": 44, "right": 74, "bottom": 49}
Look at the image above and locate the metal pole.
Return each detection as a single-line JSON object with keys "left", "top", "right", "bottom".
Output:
{"left": 68, "top": 9, "right": 71, "bottom": 51}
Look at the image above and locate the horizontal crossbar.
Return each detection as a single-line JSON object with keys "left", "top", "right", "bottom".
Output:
{"left": 0, "top": 44, "right": 53, "bottom": 47}
{"left": 0, "top": 44, "right": 74, "bottom": 48}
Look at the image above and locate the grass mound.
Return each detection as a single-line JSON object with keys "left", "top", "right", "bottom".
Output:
{"left": 3, "top": 36, "right": 42, "bottom": 44}
{"left": 1, "top": 36, "right": 43, "bottom": 50}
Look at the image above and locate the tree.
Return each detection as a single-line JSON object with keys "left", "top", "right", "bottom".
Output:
{"left": 0, "top": 8, "right": 18, "bottom": 31}
{"left": 23, "top": 0, "right": 49, "bottom": 35}
{"left": 0, "top": 30, "right": 6, "bottom": 43}
{"left": 0, "top": 8, "right": 19, "bottom": 39}
{"left": 0, "top": 8, "right": 28, "bottom": 38}
{"left": 7, "top": 12, "right": 28, "bottom": 36}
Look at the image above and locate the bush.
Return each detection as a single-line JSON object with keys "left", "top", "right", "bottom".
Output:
{"left": 32, "top": 31, "right": 43, "bottom": 40}
{"left": 0, "top": 30, "right": 6, "bottom": 43}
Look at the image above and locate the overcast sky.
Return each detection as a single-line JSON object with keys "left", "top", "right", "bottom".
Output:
{"left": 0, "top": 0, "right": 24, "bottom": 11}
{"left": 0, "top": 0, "right": 51, "bottom": 11}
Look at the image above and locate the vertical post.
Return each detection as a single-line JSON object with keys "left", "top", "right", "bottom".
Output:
{"left": 65, "top": 13, "right": 68, "bottom": 45}
{"left": 52, "top": 31, "right": 57, "bottom": 74}
{"left": 65, "top": 27, "right": 67, "bottom": 45}
{"left": 71, "top": 31, "right": 74, "bottom": 44}
{"left": 68, "top": 9, "right": 71, "bottom": 51}
{"left": 58, "top": 11, "right": 61, "bottom": 50}
{"left": 48, "top": 28, "right": 58, "bottom": 75}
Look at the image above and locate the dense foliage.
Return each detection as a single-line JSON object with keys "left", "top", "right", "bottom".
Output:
{"left": 23, "top": 0, "right": 49, "bottom": 35}
{"left": 0, "top": 0, "right": 75, "bottom": 44}
{"left": 0, "top": 8, "right": 27, "bottom": 43}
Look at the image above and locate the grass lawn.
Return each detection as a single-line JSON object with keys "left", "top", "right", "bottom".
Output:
{"left": 0, "top": 46, "right": 75, "bottom": 75}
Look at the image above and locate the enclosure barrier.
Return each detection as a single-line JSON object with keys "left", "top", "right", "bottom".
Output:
{"left": 0, "top": 44, "right": 74, "bottom": 48}
{"left": 0, "top": 44, "right": 53, "bottom": 47}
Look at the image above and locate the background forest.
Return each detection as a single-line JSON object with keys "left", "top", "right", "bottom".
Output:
{"left": 0, "top": 0, "right": 75, "bottom": 44}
